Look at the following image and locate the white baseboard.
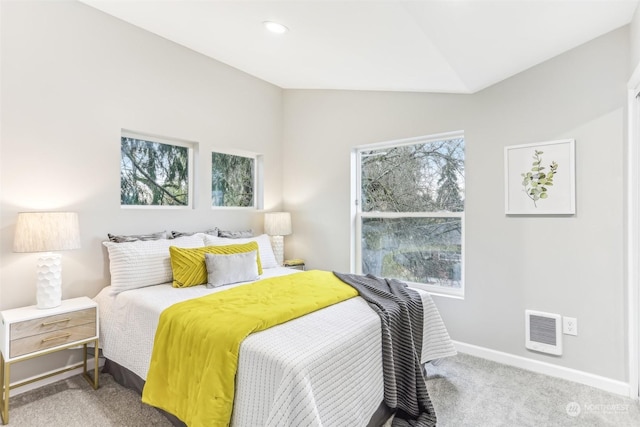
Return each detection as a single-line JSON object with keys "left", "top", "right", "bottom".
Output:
{"left": 453, "top": 340, "right": 630, "bottom": 397}
{"left": 9, "top": 358, "right": 104, "bottom": 396}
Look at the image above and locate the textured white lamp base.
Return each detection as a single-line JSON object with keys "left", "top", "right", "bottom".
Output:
{"left": 269, "top": 235, "right": 285, "bottom": 266}
{"left": 36, "top": 252, "right": 62, "bottom": 309}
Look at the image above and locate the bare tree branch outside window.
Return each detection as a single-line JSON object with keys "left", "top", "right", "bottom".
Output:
{"left": 211, "top": 152, "right": 255, "bottom": 208}
{"left": 361, "top": 138, "right": 464, "bottom": 213}
{"left": 359, "top": 136, "right": 465, "bottom": 290}
{"left": 120, "top": 137, "right": 190, "bottom": 206}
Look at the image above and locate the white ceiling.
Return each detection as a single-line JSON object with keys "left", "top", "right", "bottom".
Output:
{"left": 80, "top": 0, "right": 639, "bottom": 94}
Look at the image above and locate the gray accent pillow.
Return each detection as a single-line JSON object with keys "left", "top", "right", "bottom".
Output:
{"left": 171, "top": 228, "right": 219, "bottom": 238}
{"left": 218, "top": 229, "right": 254, "bottom": 238}
{"left": 107, "top": 230, "right": 172, "bottom": 243}
{"left": 205, "top": 250, "right": 259, "bottom": 288}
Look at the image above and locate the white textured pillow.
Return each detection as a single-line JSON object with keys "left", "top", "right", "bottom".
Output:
{"left": 203, "top": 234, "right": 278, "bottom": 269}
{"left": 103, "top": 235, "right": 205, "bottom": 294}
{"left": 205, "top": 251, "right": 259, "bottom": 288}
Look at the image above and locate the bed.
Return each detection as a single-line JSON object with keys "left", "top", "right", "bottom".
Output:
{"left": 95, "top": 232, "right": 456, "bottom": 426}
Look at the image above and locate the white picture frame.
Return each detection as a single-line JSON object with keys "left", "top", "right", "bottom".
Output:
{"left": 504, "top": 139, "right": 575, "bottom": 215}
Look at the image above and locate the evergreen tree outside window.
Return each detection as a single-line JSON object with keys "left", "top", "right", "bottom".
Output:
{"left": 211, "top": 152, "right": 256, "bottom": 208}
{"left": 354, "top": 131, "right": 465, "bottom": 296}
{"left": 120, "top": 133, "right": 193, "bottom": 207}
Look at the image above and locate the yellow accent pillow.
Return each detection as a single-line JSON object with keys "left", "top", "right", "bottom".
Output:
{"left": 170, "top": 242, "right": 262, "bottom": 288}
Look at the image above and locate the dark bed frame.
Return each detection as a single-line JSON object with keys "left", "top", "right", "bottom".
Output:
{"left": 102, "top": 358, "right": 393, "bottom": 427}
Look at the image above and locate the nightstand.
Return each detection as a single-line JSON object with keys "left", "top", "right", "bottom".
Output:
{"left": 0, "top": 297, "right": 99, "bottom": 425}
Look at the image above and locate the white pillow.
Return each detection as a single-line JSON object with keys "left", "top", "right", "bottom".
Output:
{"left": 205, "top": 251, "right": 259, "bottom": 288}
{"left": 203, "top": 234, "right": 278, "bottom": 269}
{"left": 103, "top": 235, "right": 205, "bottom": 294}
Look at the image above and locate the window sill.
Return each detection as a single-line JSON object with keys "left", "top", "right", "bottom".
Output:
{"left": 408, "top": 282, "right": 464, "bottom": 300}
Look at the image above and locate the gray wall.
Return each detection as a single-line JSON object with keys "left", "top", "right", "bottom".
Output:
{"left": 1, "top": 1, "right": 284, "bottom": 312}
{"left": 283, "top": 28, "right": 629, "bottom": 381}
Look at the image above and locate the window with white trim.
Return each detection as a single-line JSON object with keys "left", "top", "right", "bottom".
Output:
{"left": 120, "top": 131, "right": 194, "bottom": 208}
{"left": 354, "top": 131, "right": 465, "bottom": 296}
{"left": 211, "top": 151, "right": 263, "bottom": 209}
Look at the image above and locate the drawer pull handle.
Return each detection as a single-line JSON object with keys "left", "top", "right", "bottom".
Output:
{"left": 41, "top": 333, "right": 71, "bottom": 343}
{"left": 41, "top": 318, "right": 71, "bottom": 326}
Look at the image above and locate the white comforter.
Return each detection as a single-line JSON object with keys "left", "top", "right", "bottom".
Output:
{"left": 93, "top": 268, "right": 456, "bottom": 427}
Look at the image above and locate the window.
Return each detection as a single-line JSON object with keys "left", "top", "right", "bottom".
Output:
{"left": 211, "top": 151, "right": 261, "bottom": 208}
{"left": 120, "top": 132, "right": 194, "bottom": 208}
{"left": 354, "top": 131, "right": 465, "bottom": 296}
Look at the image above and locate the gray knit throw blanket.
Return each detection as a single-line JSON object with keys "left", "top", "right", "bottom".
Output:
{"left": 333, "top": 272, "right": 437, "bottom": 427}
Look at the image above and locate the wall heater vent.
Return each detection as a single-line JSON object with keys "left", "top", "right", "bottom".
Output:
{"left": 525, "top": 310, "right": 562, "bottom": 355}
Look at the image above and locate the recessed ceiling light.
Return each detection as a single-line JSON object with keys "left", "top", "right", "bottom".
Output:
{"left": 263, "top": 21, "right": 288, "bottom": 34}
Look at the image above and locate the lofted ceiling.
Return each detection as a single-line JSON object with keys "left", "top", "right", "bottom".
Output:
{"left": 80, "top": 0, "right": 639, "bottom": 94}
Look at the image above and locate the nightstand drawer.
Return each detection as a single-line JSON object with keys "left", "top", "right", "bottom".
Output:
{"left": 10, "top": 322, "right": 96, "bottom": 358}
{"left": 8, "top": 307, "right": 97, "bottom": 358}
{"left": 10, "top": 307, "right": 96, "bottom": 341}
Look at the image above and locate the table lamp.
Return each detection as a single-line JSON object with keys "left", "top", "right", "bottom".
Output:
{"left": 13, "top": 212, "right": 81, "bottom": 309}
{"left": 264, "top": 212, "right": 291, "bottom": 266}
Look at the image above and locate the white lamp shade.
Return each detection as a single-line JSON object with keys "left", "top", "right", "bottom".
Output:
{"left": 14, "top": 212, "right": 81, "bottom": 252}
{"left": 13, "top": 212, "right": 81, "bottom": 309}
{"left": 264, "top": 212, "right": 292, "bottom": 236}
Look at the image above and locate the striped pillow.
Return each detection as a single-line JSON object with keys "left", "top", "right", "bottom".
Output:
{"left": 107, "top": 230, "right": 172, "bottom": 243}
{"left": 104, "top": 235, "right": 205, "bottom": 294}
{"left": 169, "top": 242, "right": 263, "bottom": 288}
{"left": 170, "top": 228, "right": 219, "bottom": 238}
{"left": 217, "top": 229, "right": 253, "bottom": 238}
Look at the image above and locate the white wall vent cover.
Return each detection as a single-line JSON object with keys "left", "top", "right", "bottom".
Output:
{"left": 525, "top": 310, "right": 562, "bottom": 355}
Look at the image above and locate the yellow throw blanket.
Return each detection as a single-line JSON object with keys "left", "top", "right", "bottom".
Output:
{"left": 141, "top": 270, "right": 358, "bottom": 427}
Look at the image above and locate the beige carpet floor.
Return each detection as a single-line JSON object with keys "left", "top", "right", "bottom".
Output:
{"left": 7, "top": 353, "right": 640, "bottom": 426}
{"left": 8, "top": 372, "right": 171, "bottom": 426}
